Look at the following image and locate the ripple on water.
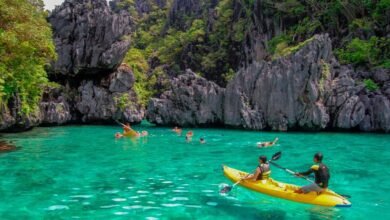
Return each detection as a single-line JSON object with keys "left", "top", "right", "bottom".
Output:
{"left": 112, "top": 198, "right": 127, "bottom": 202}
{"left": 114, "top": 212, "right": 128, "bottom": 215}
{"left": 185, "top": 205, "right": 202, "bottom": 209}
{"left": 170, "top": 197, "right": 189, "bottom": 201}
{"left": 153, "top": 192, "right": 166, "bottom": 195}
{"left": 100, "top": 205, "right": 119, "bottom": 209}
{"left": 137, "top": 190, "right": 150, "bottom": 194}
{"left": 70, "top": 195, "right": 93, "bottom": 199}
{"left": 61, "top": 199, "right": 79, "bottom": 203}
{"left": 47, "top": 205, "right": 69, "bottom": 211}
{"left": 104, "top": 190, "right": 119, "bottom": 194}
{"left": 206, "top": 202, "right": 218, "bottom": 206}
{"left": 162, "top": 181, "right": 172, "bottom": 184}
{"left": 123, "top": 205, "right": 142, "bottom": 209}
{"left": 172, "top": 189, "right": 188, "bottom": 193}
{"left": 161, "top": 203, "right": 183, "bottom": 207}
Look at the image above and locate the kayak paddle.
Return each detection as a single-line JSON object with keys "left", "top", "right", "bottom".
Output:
{"left": 220, "top": 151, "right": 281, "bottom": 194}
{"left": 114, "top": 119, "right": 126, "bottom": 127}
{"left": 269, "top": 155, "right": 351, "bottom": 199}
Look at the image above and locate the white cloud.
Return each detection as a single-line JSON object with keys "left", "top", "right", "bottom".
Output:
{"left": 43, "top": 0, "right": 64, "bottom": 11}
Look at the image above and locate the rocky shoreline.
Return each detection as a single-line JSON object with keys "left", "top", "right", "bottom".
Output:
{"left": 0, "top": 0, "right": 389, "bottom": 133}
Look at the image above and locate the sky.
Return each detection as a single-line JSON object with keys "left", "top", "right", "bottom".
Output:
{"left": 43, "top": 0, "right": 64, "bottom": 10}
{"left": 43, "top": 0, "right": 109, "bottom": 11}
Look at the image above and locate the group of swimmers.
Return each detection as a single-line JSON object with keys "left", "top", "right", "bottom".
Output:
{"left": 172, "top": 126, "right": 206, "bottom": 144}
{"left": 114, "top": 123, "right": 205, "bottom": 144}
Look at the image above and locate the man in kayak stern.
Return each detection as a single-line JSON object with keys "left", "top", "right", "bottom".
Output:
{"left": 295, "top": 152, "right": 330, "bottom": 194}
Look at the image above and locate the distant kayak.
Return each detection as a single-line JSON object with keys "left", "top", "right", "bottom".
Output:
{"left": 222, "top": 165, "right": 351, "bottom": 207}
{"left": 123, "top": 130, "right": 138, "bottom": 137}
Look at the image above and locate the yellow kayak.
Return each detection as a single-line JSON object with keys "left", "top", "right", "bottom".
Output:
{"left": 123, "top": 129, "right": 138, "bottom": 137}
{"left": 223, "top": 165, "right": 351, "bottom": 207}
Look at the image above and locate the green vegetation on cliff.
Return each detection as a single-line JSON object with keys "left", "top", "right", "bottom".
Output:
{"left": 0, "top": 0, "right": 56, "bottom": 114}
{"left": 120, "top": 0, "right": 388, "bottom": 96}
{"left": 267, "top": 0, "right": 390, "bottom": 68}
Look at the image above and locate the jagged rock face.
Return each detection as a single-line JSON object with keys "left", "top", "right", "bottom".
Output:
{"left": 49, "top": 0, "right": 133, "bottom": 76}
{"left": 146, "top": 34, "right": 390, "bottom": 132}
{"left": 244, "top": 0, "right": 287, "bottom": 62}
{"left": 0, "top": 95, "right": 41, "bottom": 132}
{"left": 168, "top": 0, "right": 202, "bottom": 28}
{"left": 134, "top": 0, "right": 166, "bottom": 14}
{"left": 225, "top": 35, "right": 332, "bottom": 130}
{"left": 40, "top": 65, "right": 142, "bottom": 125}
{"left": 76, "top": 65, "right": 143, "bottom": 123}
{"left": 110, "top": 0, "right": 166, "bottom": 15}
{"left": 40, "top": 86, "right": 72, "bottom": 125}
{"left": 146, "top": 70, "right": 225, "bottom": 126}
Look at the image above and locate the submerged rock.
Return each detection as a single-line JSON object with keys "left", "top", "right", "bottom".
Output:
{"left": 0, "top": 141, "right": 19, "bottom": 153}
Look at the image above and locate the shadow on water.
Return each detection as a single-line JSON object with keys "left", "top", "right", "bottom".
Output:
{"left": 200, "top": 195, "right": 287, "bottom": 220}
{"left": 306, "top": 206, "right": 344, "bottom": 220}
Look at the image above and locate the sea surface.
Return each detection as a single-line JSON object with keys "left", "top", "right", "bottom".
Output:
{"left": 0, "top": 122, "right": 389, "bottom": 219}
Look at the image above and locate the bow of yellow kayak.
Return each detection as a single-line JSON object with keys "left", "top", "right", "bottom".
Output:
{"left": 222, "top": 165, "right": 351, "bottom": 207}
{"left": 123, "top": 130, "right": 138, "bottom": 137}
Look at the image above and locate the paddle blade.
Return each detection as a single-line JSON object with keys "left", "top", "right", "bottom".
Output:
{"left": 219, "top": 185, "right": 232, "bottom": 194}
{"left": 271, "top": 151, "right": 282, "bottom": 161}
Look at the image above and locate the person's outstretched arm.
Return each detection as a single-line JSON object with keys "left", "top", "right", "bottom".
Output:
{"left": 296, "top": 168, "right": 313, "bottom": 176}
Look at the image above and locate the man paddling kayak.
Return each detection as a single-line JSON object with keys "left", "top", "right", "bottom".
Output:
{"left": 241, "top": 155, "right": 271, "bottom": 181}
{"left": 123, "top": 123, "right": 132, "bottom": 132}
{"left": 294, "top": 152, "right": 330, "bottom": 194}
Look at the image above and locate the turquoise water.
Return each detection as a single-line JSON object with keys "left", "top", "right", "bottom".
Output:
{"left": 0, "top": 123, "right": 389, "bottom": 219}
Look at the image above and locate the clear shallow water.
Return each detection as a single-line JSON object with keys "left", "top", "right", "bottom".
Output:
{"left": 0, "top": 122, "right": 389, "bottom": 219}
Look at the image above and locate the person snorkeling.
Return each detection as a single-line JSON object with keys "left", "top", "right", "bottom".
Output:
{"left": 114, "top": 132, "right": 123, "bottom": 139}
{"left": 199, "top": 138, "right": 206, "bottom": 144}
{"left": 185, "top": 131, "right": 193, "bottom": 142}
{"left": 257, "top": 137, "right": 279, "bottom": 148}
{"left": 141, "top": 131, "right": 149, "bottom": 137}
{"left": 172, "top": 126, "right": 182, "bottom": 135}
{"left": 294, "top": 152, "right": 330, "bottom": 194}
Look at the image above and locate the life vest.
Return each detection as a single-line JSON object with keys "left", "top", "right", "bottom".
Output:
{"left": 257, "top": 163, "right": 271, "bottom": 180}
{"left": 311, "top": 163, "right": 330, "bottom": 188}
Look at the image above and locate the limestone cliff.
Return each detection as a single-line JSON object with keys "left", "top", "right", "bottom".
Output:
{"left": 147, "top": 34, "right": 390, "bottom": 132}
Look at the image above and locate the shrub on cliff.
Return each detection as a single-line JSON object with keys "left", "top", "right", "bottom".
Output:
{"left": 0, "top": 0, "right": 56, "bottom": 114}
